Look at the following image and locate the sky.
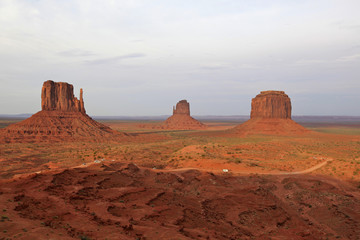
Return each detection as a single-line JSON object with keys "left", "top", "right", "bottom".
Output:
{"left": 0, "top": 0, "right": 359, "bottom": 116}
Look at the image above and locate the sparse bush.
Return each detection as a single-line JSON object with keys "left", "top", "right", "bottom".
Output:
{"left": 80, "top": 236, "right": 91, "bottom": 240}
{"left": 234, "top": 159, "right": 242, "bottom": 164}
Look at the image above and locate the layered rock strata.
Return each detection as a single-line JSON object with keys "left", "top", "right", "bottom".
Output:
{"left": 0, "top": 80, "right": 127, "bottom": 143}
{"left": 250, "top": 91, "right": 291, "bottom": 119}
{"left": 233, "top": 90, "right": 308, "bottom": 135}
{"left": 41, "top": 80, "right": 86, "bottom": 113}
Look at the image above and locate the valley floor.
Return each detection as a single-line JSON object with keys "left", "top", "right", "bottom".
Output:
{"left": 0, "top": 119, "right": 360, "bottom": 239}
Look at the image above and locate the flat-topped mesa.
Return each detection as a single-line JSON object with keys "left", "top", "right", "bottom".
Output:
{"left": 250, "top": 90, "right": 291, "bottom": 119}
{"left": 41, "top": 80, "right": 86, "bottom": 113}
{"left": 173, "top": 100, "right": 190, "bottom": 115}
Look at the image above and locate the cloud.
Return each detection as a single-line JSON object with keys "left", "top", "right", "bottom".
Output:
{"left": 130, "top": 39, "right": 144, "bottom": 43}
{"left": 238, "top": 64, "right": 260, "bottom": 69}
{"left": 336, "top": 53, "right": 360, "bottom": 62}
{"left": 293, "top": 59, "right": 328, "bottom": 66}
{"left": 58, "top": 49, "right": 96, "bottom": 57}
{"left": 1, "top": 1, "right": 360, "bottom": 115}
{"left": 335, "top": 22, "right": 360, "bottom": 30}
{"left": 199, "top": 63, "right": 229, "bottom": 70}
{"left": 197, "top": 62, "right": 260, "bottom": 70}
{"left": 85, "top": 53, "right": 146, "bottom": 65}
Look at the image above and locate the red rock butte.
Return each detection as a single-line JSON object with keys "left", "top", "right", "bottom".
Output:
{"left": 41, "top": 80, "right": 86, "bottom": 113}
{"left": 233, "top": 90, "right": 309, "bottom": 135}
{"left": 0, "top": 80, "right": 127, "bottom": 143}
{"left": 172, "top": 100, "right": 190, "bottom": 115}
{"left": 162, "top": 100, "right": 206, "bottom": 130}
{"left": 251, "top": 91, "right": 291, "bottom": 119}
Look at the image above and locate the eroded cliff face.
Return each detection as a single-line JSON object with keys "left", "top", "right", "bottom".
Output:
{"left": 173, "top": 100, "right": 190, "bottom": 115}
{"left": 250, "top": 91, "right": 291, "bottom": 119}
{"left": 0, "top": 80, "right": 128, "bottom": 143}
{"left": 41, "top": 80, "right": 85, "bottom": 113}
{"left": 230, "top": 90, "right": 309, "bottom": 136}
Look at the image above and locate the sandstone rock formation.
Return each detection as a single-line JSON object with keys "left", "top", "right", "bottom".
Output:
{"left": 162, "top": 100, "right": 206, "bottom": 130}
{"left": 0, "top": 80, "right": 127, "bottom": 143}
{"left": 41, "top": 80, "right": 86, "bottom": 113}
{"left": 250, "top": 91, "right": 291, "bottom": 119}
{"left": 232, "top": 90, "right": 309, "bottom": 135}
{"left": 173, "top": 100, "right": 190, "bottom": 115}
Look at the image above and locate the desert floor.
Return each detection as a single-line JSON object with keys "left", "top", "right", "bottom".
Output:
{"left": 1, "top": 119, "right": 359, "bottom": 181}
{"left": 0, "top": 119, "right": 360, "bottom": 239}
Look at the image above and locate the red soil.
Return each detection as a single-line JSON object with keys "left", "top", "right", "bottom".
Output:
{"left": 228, "top": 118, "right": 310, "bottom": 136}
{"left": 162, "top": 114, "right": 207, "bottom": 130}
{"left": 0, "top": 162, "right": 359, "bottom": 239}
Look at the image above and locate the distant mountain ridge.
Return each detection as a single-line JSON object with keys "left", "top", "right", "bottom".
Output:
{"left": 0, "top": 114, "right": 33, "bottom": 119}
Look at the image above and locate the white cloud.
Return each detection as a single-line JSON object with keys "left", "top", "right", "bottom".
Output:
{"left": 85, "top": 53, "right": 146, "bottom": 65}
{"left": 336, "top": 53, "right": 360, "bottom": 62}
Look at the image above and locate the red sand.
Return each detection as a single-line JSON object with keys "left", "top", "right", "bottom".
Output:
{"left": 229, "top": 118, "right": 310, "bottom": 136}
{"left": 162, "top": 114, "right": 207, "bottom": 130}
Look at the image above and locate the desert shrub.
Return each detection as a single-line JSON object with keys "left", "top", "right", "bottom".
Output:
{"left": 80, "top": 236, "right": 91, "bottom": 240}
{"left": 234, "top": 159, "right": 242, "bottom": 164}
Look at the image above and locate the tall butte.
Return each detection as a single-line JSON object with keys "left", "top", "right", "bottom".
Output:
{"left": 232, "top": 90, "right": 309, "bottom": 135}
{"left": 41, "top": 80, "right": 86, "bottom": 113}
{"left": 0, "top": 80, "right": 127, "bottom": 143}
{"left": 162, "top": 100, "right": 206, "bottom": 130}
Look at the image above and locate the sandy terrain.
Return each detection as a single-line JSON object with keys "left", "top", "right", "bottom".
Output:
{"left": 0, "top": 119, "right": 360, "bottom": 239}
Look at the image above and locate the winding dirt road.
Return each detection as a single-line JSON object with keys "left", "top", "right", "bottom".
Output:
{"left": 160, "top": 158, "right": 332, "bottom": 176}
{"left": 7, "top": 158, "right": 331, "bottom": 182}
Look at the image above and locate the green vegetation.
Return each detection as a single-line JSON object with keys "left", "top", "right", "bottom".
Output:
{"left": 79, "top": 236, "right": 91, "bottom": 240}
{"left": 309, "top": 127, "right": 360, "bottom": 135}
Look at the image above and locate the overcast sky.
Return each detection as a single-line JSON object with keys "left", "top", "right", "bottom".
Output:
{"left": 0, "top": 0, "right": 359, "bottom": 116}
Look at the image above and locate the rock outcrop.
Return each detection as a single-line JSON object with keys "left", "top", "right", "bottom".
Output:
{"left": 41, "top": 80, "right": 86, "bottom": 113}
{"left": 250, "top": 91, "right": 291, "bottom": 119}
{"left": 173, "top": 100, "right": 190, "bottom": 115}
{"left": 162, "top": 100, "right": 206, "bottom": 130}
{"left": 0, "top": 80, "right": 127, "bottom": 143}
{"left": 232, "top": 90, "right": 309, "bottom": 136}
